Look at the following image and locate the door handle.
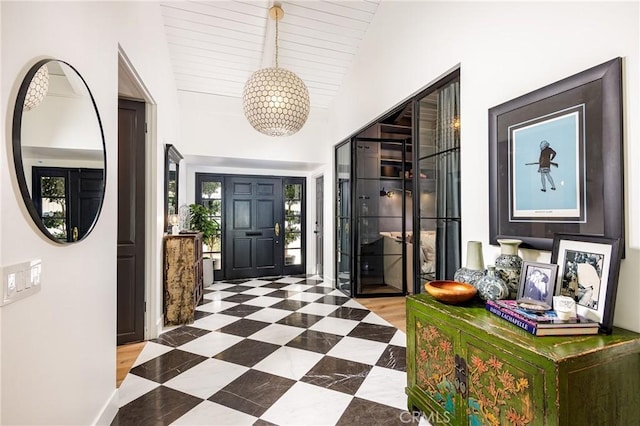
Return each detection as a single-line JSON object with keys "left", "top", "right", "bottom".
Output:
{"left": 275, "top": 223, "right": 280, "bottom": 237}
{"left": 72, "top": 226, "right": 79, "bottom": 242}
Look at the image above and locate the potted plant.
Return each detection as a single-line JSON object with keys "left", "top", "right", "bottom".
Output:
{"left": 189, "top": 203, "right": 219, "bottom": 285}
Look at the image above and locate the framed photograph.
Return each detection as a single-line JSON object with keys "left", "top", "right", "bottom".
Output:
{"left": 516, "top": 261, "right": 558, "bottom": 307}
{"left": 489, "top": 58, "right": 624, "bottom": 254}
{"left": 551, "top": 233, "right": 622, "bottom": 334}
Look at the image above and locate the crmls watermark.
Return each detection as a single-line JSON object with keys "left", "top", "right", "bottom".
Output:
{"left": 399, "top": 410, "right": 452, "bottom": 424}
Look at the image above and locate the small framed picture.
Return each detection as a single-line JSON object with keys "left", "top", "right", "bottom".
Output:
{"left": 551, "top": 233, "right": 622, "bottom": 334}
{"left": 517, "top": 261, "right": 559, "bottom": 307}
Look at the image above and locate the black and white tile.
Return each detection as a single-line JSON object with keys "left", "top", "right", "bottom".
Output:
{"left": 113, "top": 276, "right": 428, "bottom": 425}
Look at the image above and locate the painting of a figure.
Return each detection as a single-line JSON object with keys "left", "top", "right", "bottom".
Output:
{"left": 509, "top": 106, "right": 584, "bottom": 220}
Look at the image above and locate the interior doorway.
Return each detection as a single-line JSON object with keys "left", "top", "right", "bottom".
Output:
{"left": 116, "top": 98, "right": 146, "bottom": 345}
{"left": 315, "top": 175, "right": 324, "bottom": 277}
{"left": 116, "top": 49, "right": 160, "bottom": 348}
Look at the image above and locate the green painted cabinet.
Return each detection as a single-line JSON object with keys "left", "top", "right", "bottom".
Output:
{"left": 406, "top": 294, "right": 640, "bottom": 425}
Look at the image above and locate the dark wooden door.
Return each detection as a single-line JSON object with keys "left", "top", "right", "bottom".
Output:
{"left": 117, "top": 99, "right": 146, "bottom": 345}
{"left": 315, "top": 176, "right": 323, "bottom": 277}
{"left": 76, "top": 168, "right": 104, "bottom": 238}
{"left": 32, "top": 167, "right": 104, "bottom": 242}
{"left": 224, "top": 176, "right": 283, "bottom": 279}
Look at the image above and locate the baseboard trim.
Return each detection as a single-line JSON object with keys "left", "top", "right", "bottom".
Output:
{"left": 93, "top": 388, "right": 118, "bottom": 425}
{"left": 155, "top": 315, "right": 164, "bottom": 336}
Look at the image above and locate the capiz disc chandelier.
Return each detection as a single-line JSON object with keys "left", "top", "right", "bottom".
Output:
{"left": 242, "top": 5, "right": 310, "bottom": 137}
{"left": 24, "top": 64, "right": 49, "bottom": 111}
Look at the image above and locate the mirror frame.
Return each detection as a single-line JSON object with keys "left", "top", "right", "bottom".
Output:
{"left": 12, "top": 58, "right": 107, "bottom": 244}
{"left": 164, "top": 144, "right": 183, "bottom": 232}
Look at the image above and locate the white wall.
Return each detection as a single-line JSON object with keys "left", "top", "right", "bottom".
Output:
{"left": 0, "top": 2, "right": 180, "bottom": 424}
{"left": 329, "top": 1, "right": 639, "bottom": 331}
{"left": 179, "top": 91, "right": 329, "bottom": 164}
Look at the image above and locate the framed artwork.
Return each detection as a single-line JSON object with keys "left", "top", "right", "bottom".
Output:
{"left": 516, "top": 261, "right": 558, "bottom": 308}
{"left": 489, "top": 58, "right": 624, "bottom": 254}
{"left": 551, "top": 233, "right": 622, "bottom": 334}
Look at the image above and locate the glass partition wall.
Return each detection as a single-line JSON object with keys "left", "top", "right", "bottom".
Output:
{"left": 414, "top": 74, "right": 461, "bottom": 292}
{"left": 335, "top": 69, "right": 461, "bottom": 297}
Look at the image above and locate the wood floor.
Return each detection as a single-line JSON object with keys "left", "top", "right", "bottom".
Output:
{"left": 116, "top": 341, "right": 146, "bottom": 387}
{"left": 116, "top": 295, "right": 407, "bottom": 387}
{"left": 355, "top": 296, "right": 407, "bottom": 332}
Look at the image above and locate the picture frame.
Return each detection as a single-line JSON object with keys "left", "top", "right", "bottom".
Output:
{"left": 489, "top": 58, "right": 624, "bottom": 255}
{"left": 516, "top": 261, "right": 558, "bottom": 308}
{"left": 551, "top": 233, "right": 622, "bottom": 334}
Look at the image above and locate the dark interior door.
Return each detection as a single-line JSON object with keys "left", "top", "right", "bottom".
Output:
{"left": 315, "top": 176, "right": 323, "bottom": 277}
{"left": 117, "top": 99, "right": 146, "bottom": 345}
{"left": 32, "top": 167, "right": 104, "bottom": 242}
{"left": 76, "top": 168, "right": 104, "bottom": 237}
{"left": 224, "top": 176, "right": 283, "bottom": 279}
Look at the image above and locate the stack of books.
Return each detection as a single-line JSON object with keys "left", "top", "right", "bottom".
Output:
{"left": 486, "top": 299, "right": 600, "bottom": 336}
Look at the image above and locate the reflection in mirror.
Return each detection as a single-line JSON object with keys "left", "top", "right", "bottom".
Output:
{"left": 13, "top": 59, "right": 106, "bottom": 243}
{"left": 164, "top": 144, "right": 183, "bottom": 233}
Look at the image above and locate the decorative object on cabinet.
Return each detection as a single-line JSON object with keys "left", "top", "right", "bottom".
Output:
{"left": 489, "top": 58, "right": 623, "bottom": 254}
{"left": 424, "top": 280, "right": 477, "bottom": 304}
{"left": 12, "top": 59, "right": 105, "bottom": 243}
{"left": 242, "top": 5, "right": 309, "bottom": 137}
{"left": 169, "top": 213, "right": 180, "bottom": 235}
{"left": 516, "top": 261, "right": 558, "bottom": 307}
{"left": 406, "top": 294, "right": 640, "bottom": 425}
{"left": 178, "top": 204, "right": 191, "bottom": 231}
{"left": 551, "top": 233, "right": 622, "bottom": 334}
{"left": 486, "top": 300, "right": 599, "bottom": 336}
{"left": 475, "top": 266, "right": 509, "bottom": 301}
{"left": 453, "top": 241, "right": 485, "bottom": 286}
{"left": 163, "top": 233, "right": 204, "bottom": 325}
{"left": 494, "top": 239, "right": 523, "bottom": 299}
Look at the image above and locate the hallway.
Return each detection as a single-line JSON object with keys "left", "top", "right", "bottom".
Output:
{"left": 113, "top": 275, "right": 423, "bottom": 425}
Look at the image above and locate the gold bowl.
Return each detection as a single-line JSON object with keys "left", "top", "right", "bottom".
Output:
{"left": 424, "top": 280, "right": 477, "bottom": 304}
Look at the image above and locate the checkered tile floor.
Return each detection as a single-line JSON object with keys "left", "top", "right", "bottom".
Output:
{"left": 113, "top": 275, "right": 428, "bottom": 425}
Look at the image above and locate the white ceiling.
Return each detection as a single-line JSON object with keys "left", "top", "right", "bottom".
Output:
{"left": 160, "top": 0, "right": 381, "bottom": 109}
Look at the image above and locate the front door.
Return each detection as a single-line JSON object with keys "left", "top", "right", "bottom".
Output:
{"left": 224, "top": 176, "right": 283, "bottom": 279}
{"left": 117, "top": 99, "right": 146, "bottom": 345}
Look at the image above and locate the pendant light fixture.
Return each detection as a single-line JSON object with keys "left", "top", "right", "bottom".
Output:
{"left": 23, "top": 64, "right": 49, "bottom": 111}
{"left": 242, "top": 5, "right": 310, "bottom": 137}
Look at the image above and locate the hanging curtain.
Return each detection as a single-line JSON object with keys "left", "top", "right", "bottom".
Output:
{"left": 435, "top": 80, "right": 461, "bottom": 279}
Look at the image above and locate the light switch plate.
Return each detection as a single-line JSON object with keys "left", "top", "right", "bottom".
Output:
{"left": 1, "top": 260, "right": 42, "bottom": 306}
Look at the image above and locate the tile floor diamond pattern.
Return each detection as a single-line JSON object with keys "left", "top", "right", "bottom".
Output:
{"left": 114, "top": 275, "right": 423, "bottom": 426}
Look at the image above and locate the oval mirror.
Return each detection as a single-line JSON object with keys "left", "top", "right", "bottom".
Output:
{"left": 12, "top": 59, "right": 106, "bottom": 243}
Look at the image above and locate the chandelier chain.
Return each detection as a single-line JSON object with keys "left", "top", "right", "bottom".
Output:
{"left": 275, "top": 12, "right": 279, "bottom": 68}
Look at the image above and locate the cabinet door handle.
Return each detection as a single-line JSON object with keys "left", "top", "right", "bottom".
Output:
{"left": 454, "top": 354, "right": 468, "bottom": 398}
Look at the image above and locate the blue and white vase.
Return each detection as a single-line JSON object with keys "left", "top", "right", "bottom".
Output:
{"left": 494, "top": 239, "right": 523, "bottom": 299}
{"left": 454, "top": 241, "right": 485, "bottom": 286}
{"left": 476, "top": 266, "right": 509, "bottom": 301}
